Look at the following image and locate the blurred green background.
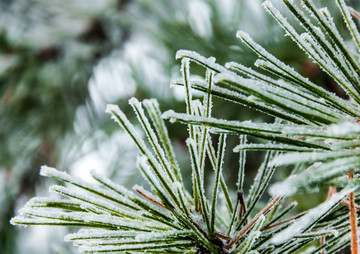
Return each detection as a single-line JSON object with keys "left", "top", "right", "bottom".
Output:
{"left": 1, "top": 0, "right": 359, "bottom": 253}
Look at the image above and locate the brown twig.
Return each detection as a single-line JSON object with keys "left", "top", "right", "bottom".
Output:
{"left": 237, "top": 191, "right": 247, "bottom": 222}
{"left": 348, "top": 172, "right": 359, "bottom": 254}
{"left": 135, "top": 188, "right": 168, "bottom": 210}
{"left": 349, "top": 7, "right": 360, "bottom": 21}
{"left": 261, "top": 211, "right": 307, "bottom": 231}
{"left": 226, "top": 195, "right": 282, "bottom": 250}
{"left": 214, "top": 232, "right": 232, "bottom": 241}
{"left": 327, "top": 186, "right": 337, "bottom": 199}
{"left": 341, "top": 200, "right": 360, "bottom": 210}
{"left": 320, "top": 234, "right": 326, "bottom": 254}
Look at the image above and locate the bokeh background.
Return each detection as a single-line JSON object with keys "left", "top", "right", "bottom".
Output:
{"left": 1, "top": 0, "right": 359, "bottom": 253}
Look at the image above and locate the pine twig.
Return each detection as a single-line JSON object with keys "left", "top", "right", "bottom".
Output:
{"left": 348, "top": 172, "right": 359, "bottom": 254}
{"left": 226, "top": 195, "right": 282, "bottom": 250}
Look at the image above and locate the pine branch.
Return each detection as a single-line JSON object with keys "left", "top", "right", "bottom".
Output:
{"left": 10, "top": 0, "right": 360, "bottom": 253}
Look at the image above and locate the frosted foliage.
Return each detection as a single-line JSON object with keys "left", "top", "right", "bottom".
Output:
{"left": 269, "top": 175, "right": 301, "bottom": 196}
{"left": 337, "top": 0, "right": 360, "bottom": 49}
{"left": 270, "top": 157, "right": 360, "bottom": 195}
{"left": 174, "top": 77, "right": 313, "bottom": 124}
{"left": 238, "top": 28, "right": 359, "bottom": 115}
{"left": 176, "top": 49, "right": 227, "bottom": 73}
{"left": 40, "top": 165, "right": 70, "bottom": 179}
{"left": 264, "top": 2, "right": 338, "bottom": 77}
{"left": 216, "top": 72, "right": 341, "bottom": 122}
{"left": 271, "top": 150, "right": 360, "bottom": 167}
{"left": 327, "top": 122, "right": 360, "bottom": 136}
{"left": 271, "top": 187, "right": 355, "bottom": 244}
{"left": 11, "top": 0, "right": 360, "bottom": 252}
{"left": 233, "top": 215, "right": 265, "bottom": 253}
{"left": 136, "top": 156, "right": 169, "bottom": 200}
{"left": 89, "top": 54, "right": 136, "bottom": 113}
{"left": 238, "top": 30, "right": 320, "bottom": 90}
{"left": 0, "top": 0, "right": 109, "bottom": 48}
{"left": 264, "top": 0, "right": 360, "bottom": 104}
{"left": 188, "top": 0, "right": 213, "bottom": 38}
{"left": 106, "top": 103, "right": 174, "bottom": 190}
{"left": 105, "top": 104, "right": 122, "bottom": 117}
{"left": 287, "top": 0, "right": 355, "bottom": 81}
{"left": 129, "top": 98, "right": 175, "bottom": 183}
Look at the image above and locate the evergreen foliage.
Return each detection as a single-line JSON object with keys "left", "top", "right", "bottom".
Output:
{"left": 11, "top": 0, "right": 360, "bottom": 253}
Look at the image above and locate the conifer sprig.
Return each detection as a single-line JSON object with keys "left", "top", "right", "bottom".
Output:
{"left": 10, "top": 94, "right": 359, "bottom": 253}
{"left": 11, "top": 0, "right": 360, "bottom": 253}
